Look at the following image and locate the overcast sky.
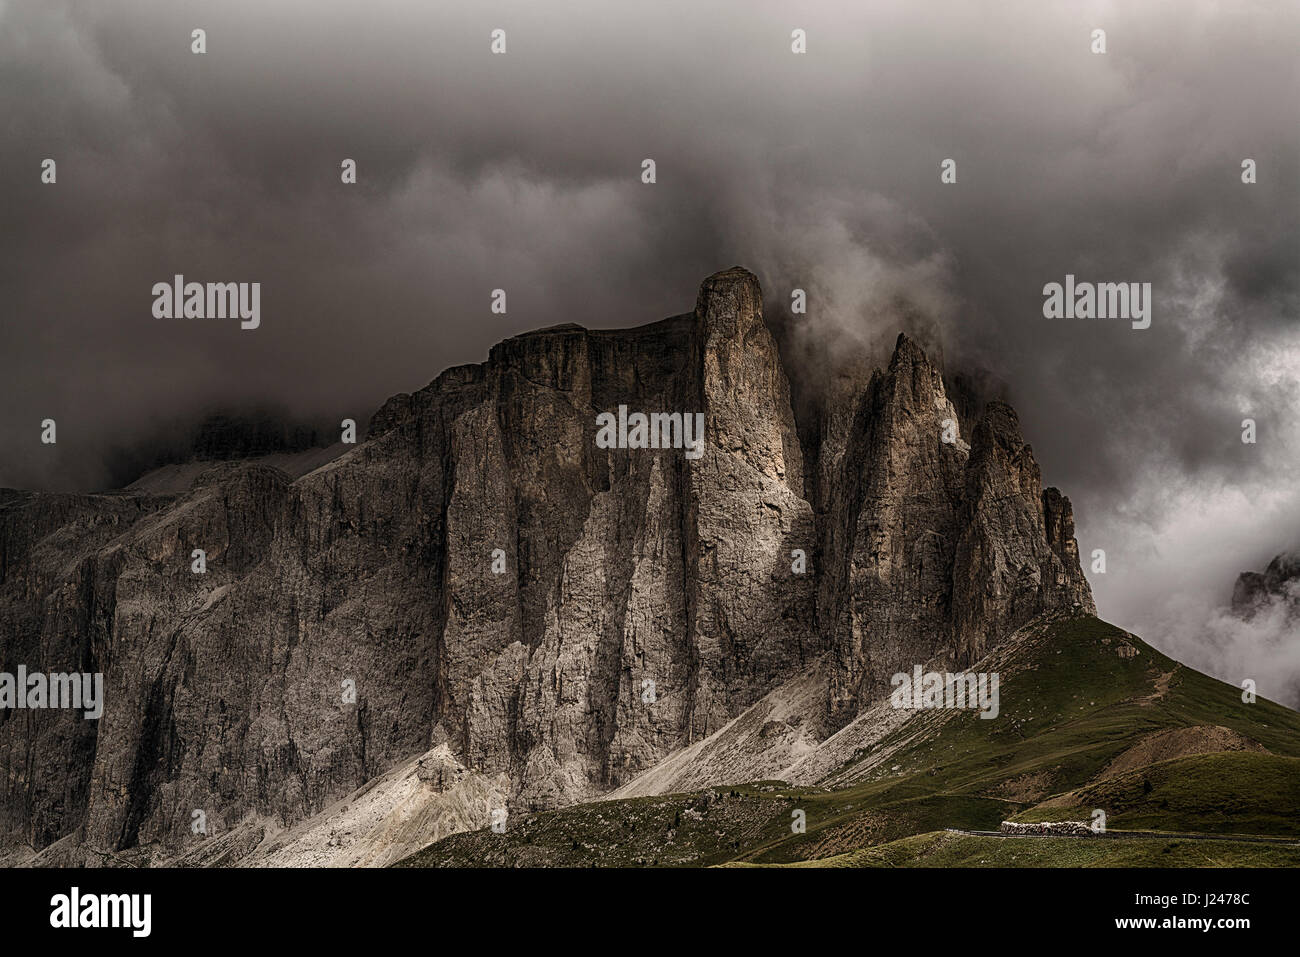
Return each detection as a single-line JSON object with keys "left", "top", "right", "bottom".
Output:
{"left": 2, "top": 0, "right": 1297, "bottom": 696}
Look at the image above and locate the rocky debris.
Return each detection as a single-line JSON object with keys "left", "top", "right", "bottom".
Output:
{"left": 607, "top": 665, "right": 830, "bottom": 800}
{"left": 0, "top": 267, "right": 1092, "bottom": 866}
{"left": 416, "top": 743, "right": 470, "bottom": 791}
{"left": 159, "top": 744, "right": 509, "bottom": 868}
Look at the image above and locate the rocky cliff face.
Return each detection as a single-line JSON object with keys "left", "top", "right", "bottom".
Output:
{"left": 814, "top": 335, "right": 1094, "bottom": 721}
{"left": 0, "top": 267, "right": 1092, "bottom": 864}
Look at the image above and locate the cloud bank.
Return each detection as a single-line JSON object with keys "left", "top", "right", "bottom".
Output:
{"left": 0, "top": 0, "right": 1296, "bottom": 690}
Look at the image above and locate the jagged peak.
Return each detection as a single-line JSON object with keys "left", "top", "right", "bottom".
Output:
{"left": 703, "top": 264, "right": 759, "bottom": 285}
{"left": 969, "top": 399, "right": 1032, "bottom": 462}
{"left": 858, "top": 330, "right": 953, "bottom": 424}
{"left": 890, "top": 331, "right": 928, "bottom": 361}
{"left": 885, "top": 331, "right": 951, "bottom": 383}
{"left": 694, "top": 265, "right": 762, "bottom": 327}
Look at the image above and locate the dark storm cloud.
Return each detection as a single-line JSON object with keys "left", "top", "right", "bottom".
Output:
{"left": 1, "top": 0, "right": 1298, "bottom": 689}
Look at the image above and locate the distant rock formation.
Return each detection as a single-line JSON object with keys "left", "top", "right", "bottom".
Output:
{"left": 1232, "top": 551, "right": 1300, "bottom": 619}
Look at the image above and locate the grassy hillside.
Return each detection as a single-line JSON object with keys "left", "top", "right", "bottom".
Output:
{"left": 396, "top": 614, "right": 1300, "bottom": 868}
{"left": 1015, "top": 752, "right": 1300, "bottom": 836}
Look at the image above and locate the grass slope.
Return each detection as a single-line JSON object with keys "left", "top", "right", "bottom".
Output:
{"left": 396, "top": 615, "right": 1300, "bottom": 867}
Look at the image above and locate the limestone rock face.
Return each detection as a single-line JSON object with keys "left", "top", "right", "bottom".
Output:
{"left": 0, "top": 268, "right": 1091, "bottom": 864}
{"left": 815, "top": 335, "right": 1094, "bottom": 722}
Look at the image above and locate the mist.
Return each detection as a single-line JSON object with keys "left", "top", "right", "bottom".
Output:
{"left": 1, "top": 0, "right": 1297, "bottom": 692}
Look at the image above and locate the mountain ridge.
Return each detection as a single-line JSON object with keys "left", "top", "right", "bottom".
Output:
{"left": 0, "top": 266, "right": 1093, "bottom": 866}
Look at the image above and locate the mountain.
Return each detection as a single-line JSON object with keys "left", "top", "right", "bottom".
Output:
{"left": 4, "top": 267, "right": 1097, "bottom": 866}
